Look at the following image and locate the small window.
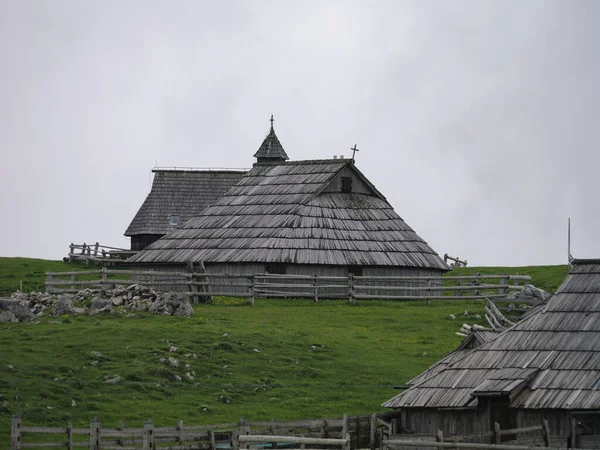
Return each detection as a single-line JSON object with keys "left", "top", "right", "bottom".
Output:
{"left": 265, "top": 264, "right": 286, "bottom": 275}
{"left": 341, "top": 176, "right": 353, "bottom": 193}
{"left": 348, "top": 266, "right": 363, "bottom": 277}
{"left": 169, "top": 215, "right": 180, "bottom": 226}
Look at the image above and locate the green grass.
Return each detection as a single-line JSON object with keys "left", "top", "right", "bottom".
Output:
{"left": 0, "top": 258, "right": 101, "bottom": 296}
{"left": 0, "top": 258, "right": 570, "bottom": 444}
{"left": 447, "top": 265, "right": 569, "bottom": 294}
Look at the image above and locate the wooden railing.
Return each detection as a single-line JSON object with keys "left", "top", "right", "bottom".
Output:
{"left": 44, "top": 269, "right": 532, "bottom": 305}
{"left": 382, "top": 420, "right": 558, "bottom": 449}
{"left": 66, "top": 242, "right": 136, "bottom": 265}
{"left": 10, "top": 413, "right": 381, "bottom": 450}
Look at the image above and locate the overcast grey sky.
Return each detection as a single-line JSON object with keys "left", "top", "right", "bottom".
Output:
{"left": 1, "top": 0, "right": 599, "bottom": 266}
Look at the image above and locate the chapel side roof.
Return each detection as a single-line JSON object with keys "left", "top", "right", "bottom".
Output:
{"left": 127, "top": 159, "right": 449, "bottom": 270}
{"left": 383, "top": 259, "right": 600, "bottom": 411}
{"left": 125, "top": 169, "right": 246, "bottom": 237}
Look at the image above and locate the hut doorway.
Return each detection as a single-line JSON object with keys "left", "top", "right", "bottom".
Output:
{"left": 489, "top": 396, "right": 516, "bottom": 442}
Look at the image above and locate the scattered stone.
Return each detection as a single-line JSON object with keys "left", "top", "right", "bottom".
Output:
{"left": 71, "top": 399, "right": 77, "bottom": 407}
{"left": 104, "top": 375, "right": 120, "bottom": 384}
{"left": 168, "top": 357, "right": 179, "bottom": 368}
{"left": 174, "top": 374, "right": 182, "bottom": 381}
{"left": 253, "top": 348, "right": 261, "bottom": 353}
{"left": 53, "top": 295, "right": 76, "bottom": 316}
{"left": 91, "top": 360, "right": 99, "bottom": 366}
{"left": 169, "top": 346, "right": 178, "bottom": 353}
{"left": 0, "top": 311, "right": 18, "bottom": 323}
{"left": 111, "top": 296, "right": 123, "bottom": 307}
{"left": 185, "top": 372, "right": 195, "bottom": 381}
{"left": 449, "top": 314, "right": 456, "bottom": 320}
{"left": 90, "top": 351, "right": 103, "bottom": 358}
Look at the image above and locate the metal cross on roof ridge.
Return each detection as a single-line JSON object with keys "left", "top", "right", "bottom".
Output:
{"left": 270, "top": 114, "right": 274, "bottom": 130}
{"left": 351, "top": 144, "right": 359, "bottom": 162}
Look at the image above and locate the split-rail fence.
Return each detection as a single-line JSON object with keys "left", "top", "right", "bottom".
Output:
{"left": 66, "top": 243, "right": 136, "bottom": 265}
{"left": 10, "top": 414, "right": 376, "bottom": 450}
{"left": 11, "top": 414, "right": 588, "bottom": 450}
{"left": 44, "top": 269, "right": 532, "bottom": 305}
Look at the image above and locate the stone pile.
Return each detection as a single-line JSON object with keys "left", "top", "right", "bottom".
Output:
{"left": 0, "top": 285, "right": 193, "bottom": 323}
{"left": 505, "top": 284, "right": 551, "bottom": 303}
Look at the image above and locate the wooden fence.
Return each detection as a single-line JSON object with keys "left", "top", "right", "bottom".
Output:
{"left": 10, "top": 413, "right": 382, "bottom": 450}
{"left": 66, "top": 243, "right": 136, "bottom": 265}
{"left": 44, "top": 269, "right": 532, "bottom": 305}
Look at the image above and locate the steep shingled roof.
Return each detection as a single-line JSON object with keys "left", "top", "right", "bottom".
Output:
{"left": 125, "top": 169, "right": 246, "bottom": 237}
{"left": 127, "top": 159, "right": 448, "bottom": 270}
{"left": 253, "top": 126, "right": 289, "bottom": 162}
{"left": 383, "top": 259, "right": 600, "bottom": 410}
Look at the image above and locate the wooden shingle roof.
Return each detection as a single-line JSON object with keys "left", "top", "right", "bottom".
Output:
{"left": 383, "top": 259, "right": 600, "bottom": 410}
{"left": 125, "top": 169, "right": 246, "bottom": 237}
{"left": 128, "top": 159, "right": 448, "bottom": 270}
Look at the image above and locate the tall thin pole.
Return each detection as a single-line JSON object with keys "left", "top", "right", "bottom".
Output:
{"left": 568, "top": 217, "right": 571, "bottom": 265}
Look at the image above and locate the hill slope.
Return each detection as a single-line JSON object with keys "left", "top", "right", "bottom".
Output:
{"left": 0, "top": 258, "right": 569, "bottom": 444}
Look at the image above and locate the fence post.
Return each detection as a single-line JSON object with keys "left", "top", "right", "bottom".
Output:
{"left": 342, "top": 414, "right": 349, "bottom": 441}
{"left": 11, "top": 414, "right": 21, "bottom": 450}
{"left": 209, "top": 429, "right": 216, "bottom": 450}
{"left": 249, "top": 276, "right": 255, "bottom": 306}
{"left": 355, "top": 415, "right": 361, "bottom": 448}
{"left": 542, "top": 419, "right": 550, "bottom": 447}
{"left": 71, "top": 273, "right": 76, "bottom": 291}
{"left": 177, "top": 419, "right": 184, "bottom": 445}
{"left": 349, "top": 274, "right": 356, "bottom": 304}
{"left": 143, "top": 419, "right": 154, "bottom": 450}
{"left": 437, "top": 429, "right": 444, "bottom": 450}
{"left": 67, "top": 421, "right": 73, "bottom": 450}
{"left": 313, "top": 275, "right": 319, "bottom": 303}
{"left": 45, "top": 272, "right": 52, "bottom": 294}
{"left": 90, "top": 418, "right": 101, "bottom": 450}
{"left": 270, "top": 420, "right": 278, "bottom": 449}
{"left": 570, "top": 417, "right": 577, "bottom": 448}
{"left": 499, "top": 276, "right": 508, "bottom": 296}
{"left": 101, "top": 267, "right": 107, "bottom": 291}
{"left": 370, "top": 413, "right": 376, "bottom": 450}
{"left": 494, "top": 421, "right": 501, "bottom": 444}
{"left": 119, "top": 420, "right": 124, "bottom": 447}
{"left": 344, "top": 432, "right": 351, "bottom": 450}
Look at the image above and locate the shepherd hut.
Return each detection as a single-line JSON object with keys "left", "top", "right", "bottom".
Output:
{"left": 125, "top": 169, "right": 245, "bottom": 250}
{"left": 383, "top": 258, "right": 600, "bottom": 447}
{"left": 127, "top": 121, "right": 448, "bottom": 284}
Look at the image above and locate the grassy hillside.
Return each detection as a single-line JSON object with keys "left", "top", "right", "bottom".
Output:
{"left": 0, "top": 258, "right": 570, "bottom": 444}
{"left": 448, "top": 264, "right": 569, "bottom": 294}
{"left": 1, "top": 299, "right": 484, "bottom": 443}
{"left": 0, "top": 258, "right": 100, "bottom": 296}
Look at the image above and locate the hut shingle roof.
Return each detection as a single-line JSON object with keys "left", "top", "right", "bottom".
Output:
{"left": 127, "top": 159, "right": 448, "bottom": 270}
{"left": 383, "top": 259, "right": 600, "bottom": 410}
{"left": 125, "top": 169, "right": 246, "bottom": 237}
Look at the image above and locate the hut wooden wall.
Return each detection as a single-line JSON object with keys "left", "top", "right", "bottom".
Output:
{"left": 396, "top": 407, "right": 490, "bottom": 439}
{"left": 131, "top": 234, "right": 164, "bottom": 251}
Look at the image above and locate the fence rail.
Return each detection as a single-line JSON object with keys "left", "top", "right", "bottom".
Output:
{"left": 66, "top": 242, "right": 136, "bottom": 265}
{"left": 10, "top": 414, "right": 381, "bottom": 450}
{"left": 44, "top": 268, "right": 532, "bottom": 305}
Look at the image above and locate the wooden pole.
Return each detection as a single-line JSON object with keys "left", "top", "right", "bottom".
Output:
{"left": 11, "top": 414, "right": 21, "bottom": 450}
{"left": 349, "top": 274, "right": 355, "bottom": 304}
{"left": 437, "top": 429, "right": 444, "bottom": 450}
{"left": 314, "top": 275, "right": 319, "bottom": 303}
{"left": 67, "top": 421, "right": 73, "bottom": 450}
{"left": 494, "top": 422, "right": 501, "bottom": 445}
{"left": 90, "top": 418, "right": 100, "bottom": 450}
{"left": 143, "top": 419, "right": 154, "bottom": 450}
{"left": 177, "top": 419, "right": 184, "bottom": 445}
{"left": 342, "top": 414, "right": 348, "bottom": 438}
{"left": 209, "top": 429, "right": 216, "bottom": 450}
{"left": 249, "top": 276, "right": 255, "bottom": 306}
{"left": 542, "top": 419, "right": 550, "bottom": 447}
{"left": 119, "top": 420, "right": 124, "bottom": 447}
{"left": 570, "top": 417, "right": 577, "bottom": 448}
{"left": 93, "top": 242, "right": 99, "bottom": 257}
{"left": 499, "top": 276, "right": 508, "bottom": 296}
{"left": 370, "top": 413, "right": 377, "bottom": 450}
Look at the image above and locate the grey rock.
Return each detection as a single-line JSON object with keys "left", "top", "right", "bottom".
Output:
{"left": 111, "top": 296, "right": 123, "bottom": 307}
{"left": 104, "top": 375, "right": 120, "bottom": 384}
{"left": 89, "top": 297, "right": 110, "bottom": 309}
{"left": 0, "top": 311, "right": 18, "bottom": 323}
{"left": 53, "top": 295, "right": 76, "bottom": 316}
{"left": 90, "top": 351, "right": 103, "bottom": 358}
{"left": 149, "top": 292, "right": 193, "bottom": 316}
{"left": 168, "top": 357, "right": 179, "bottom": 368}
